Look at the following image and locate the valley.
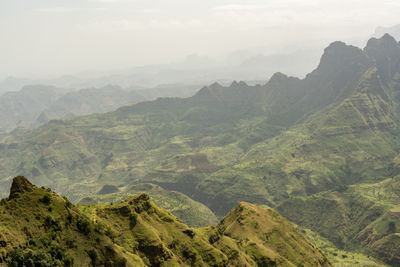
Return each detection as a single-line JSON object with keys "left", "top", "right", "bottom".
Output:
{"left": 1, "top": 34, "right": 400, "bottom": 265}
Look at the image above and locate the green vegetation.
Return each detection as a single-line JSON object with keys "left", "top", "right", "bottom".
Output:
{"left": 297, "top": 226, "right": 388, "bottom": 266}
{"left": 0, "top": 176, "right": 139, "bottom": 266}
{"left": 1, "top": 35, "right": 400, "bottom": 265}
{"left": 0, "top": 176, "right": 331, "bottom": 266}
{"left": 78, "top": 183, "right": 218, "bottom": 228}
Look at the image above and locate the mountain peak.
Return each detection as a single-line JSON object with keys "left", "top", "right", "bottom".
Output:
{"left": 9, "top": 176, "right": 35, "bottom": 199}
{"left": 308, "top": 40, "right": 370, "bottom": 81}
{"left": 209, "top": 82, "right": 222, "bottom": 89}
{"left": 269, "top": 72, "right": 288, "bottom": 83}
{"left": 365, "top": 33, "right": 400, "bottom": 82}
{"left": 214, "top": 202, "right": 332, "bottom": 266}
{"left": 366, "top": 33, "right": 398, "bottom": 50}
{"left": 320, "top": 41, "right": 364, "bottom": 67}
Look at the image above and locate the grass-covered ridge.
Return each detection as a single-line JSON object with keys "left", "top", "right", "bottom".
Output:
{"left": 0, "top": 176, "right": 331, "bottom": 266}
{"left": 78, "top": 183, "right": 219, "bottom": 228}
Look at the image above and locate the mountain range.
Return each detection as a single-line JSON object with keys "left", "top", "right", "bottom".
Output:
{"left": 1, "top": 33, "right": 400, "bottom": 265}
{"left": 0, "top": 84, "right": 201, "bottom": 133}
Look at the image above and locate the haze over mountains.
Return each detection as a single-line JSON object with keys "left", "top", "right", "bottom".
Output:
{"left": 1, "top": 24, "right": 397, "bottom": 96}
{"left": 1, "top": 32, "right": 400, "bottom": 265}
{"left": 0, "top": 48, "right": 321, "bottom": 95}
{"left": 0, "top": 25, "right": 395, "bottom": 134}
{"left": 0, "top": 84, "right": 204, "bottom": 133}
{"left": 374, "top": 24, "right": 400, "bottom": 40}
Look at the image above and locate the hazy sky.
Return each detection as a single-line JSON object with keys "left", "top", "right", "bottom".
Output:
{"left": 1, "top": 0, "right": 400, "bottom": 79}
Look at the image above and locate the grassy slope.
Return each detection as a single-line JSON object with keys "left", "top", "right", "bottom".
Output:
{"left": 277, "top": 175, "right": 400, "bottom": 265}
{"left": 78, "top": 183, "right": 219, "bottom": 228}
{"left": 0, "top": 176, "right": 140, "bottom": 266}
{"left": 297, "top": 226, "right": 388, "bottom": 266}
{"left": 195, "top": 66, "right": 400, "bottom": 216}
{"left": 0, "top": 176, "right": 331, "bottom": 266}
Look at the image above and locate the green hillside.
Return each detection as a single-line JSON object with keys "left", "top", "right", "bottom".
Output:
{"left": 0, "top": 176, "right": 331, "bottom": 266}
{"left": 1, "top": 34, "right": 400, "bottom": 265}
{"left": 78, "top": 183, "right": 218, "bottom": 228}
{"left": 278, "top": 175, "right": 400, "bottom": 265}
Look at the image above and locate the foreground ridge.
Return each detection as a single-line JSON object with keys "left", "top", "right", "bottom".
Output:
{"left": 0, "top": 176, "right": 331, "bottom": 266}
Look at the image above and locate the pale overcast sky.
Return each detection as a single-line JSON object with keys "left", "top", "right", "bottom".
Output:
{"left": 1, "top": 0, "right": 400, "bottom": 79}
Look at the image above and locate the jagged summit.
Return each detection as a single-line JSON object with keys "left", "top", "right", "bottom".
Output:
{"left": 9, "top": 176, "right": 35, "bottom": 199}
{"left": 268, "top": 72, "right": 288, "bottom": 83}
{"left": 229, "top": 80, "right": 247, "bottom": 88}
{"left": 313, "top": 41, "right": 369, "bottom": 76}
{"left": 208, "top": 81, "right": 223, "bottom": 89}
{"left": 366, "top": 33, "right": 398, "bottom": 49}
{"left": 364, "top": 33, "right": 400, "bottom": 83}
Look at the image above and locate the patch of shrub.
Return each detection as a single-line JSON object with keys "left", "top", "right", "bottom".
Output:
{"left": 66, "top": 213, "right": 73, "bottom": 225}
{"left": 40, "top": 193, "right": 52, "bottom": 205}
{"left": 66, "top": 239, "right": 77, "bottom": 249}
{"left": 77, "top": 218, "right": 91, "bottom": 235}
{"left": 183, "top": 229, "right": 195, "bottom": 238}
{"left": 63, "top": 254, "right": 74, "bottom": 267}
{"left": 116, "top": 257, "right": 127, "bottom": 267}
{"left": 388, "top": 221, "right": 396, "bottom": 234}
{"left": 95, "top": 223, "right": 105, "bottom": 234}
{"left": 87, "top": 248, "right": 98, "bottom": 266}
{"left": 44, "top": 215, "right": 53, "bottom": 228}
{"left": 7, "top": 248, "right": 57, "bottom": 266}
{"left": 49, "top": 243, "right": 65, "bottom": 260}
{"left": 129, "top": 213, "right": 138, "bottom": 229}
{"left": 63, "top": 196, "right": 72, "bottom": 208}
{"left": 53, "top": 219, "right": 62, "bottom": 232}
{"left": 105, "top": 227, "right": 116, "bottom": 242}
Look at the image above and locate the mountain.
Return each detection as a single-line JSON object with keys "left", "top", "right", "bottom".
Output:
{"left": 0, "top": 77, "right": 35, "bottom": 95}
{"left": 374, "top": 25, "right": 400, "bottom": 41}
{"left": 0, "top": 46, "right": 321, "bottom": 92}
{"left": 78, "top": 183, "right": 219, "bottom": 228}
{"left": 0, "top": 85, "right": 146, "bottom": 133}
{"left": 39, "top": 86, "right": 146, "bottom": 123}
{"left": 0, "top": 83, "right": 204, "bottom": 133}
{"left": 133, "top": 84, "right": 202, "bottom": 100}
{"left": 1, "top": 34, "right": 400, "bottom": 264}
{"left": 0, "top": 176, "right": 331, "bottom": 266}
{"left": 277, "top": 176, "right": 400, "bottom": 266}
{"left": 0, "top": 85, "right": 67, "bottom": 132}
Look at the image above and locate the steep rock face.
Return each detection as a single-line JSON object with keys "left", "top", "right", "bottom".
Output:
{"left": 365, "top": 33, "right": 400, "bottom": 84}
{"left": 302, "top": 41, "right": 373, "bottom": 109}
{"left": 8, "top": 176, "right": 35, "bottom": 199}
